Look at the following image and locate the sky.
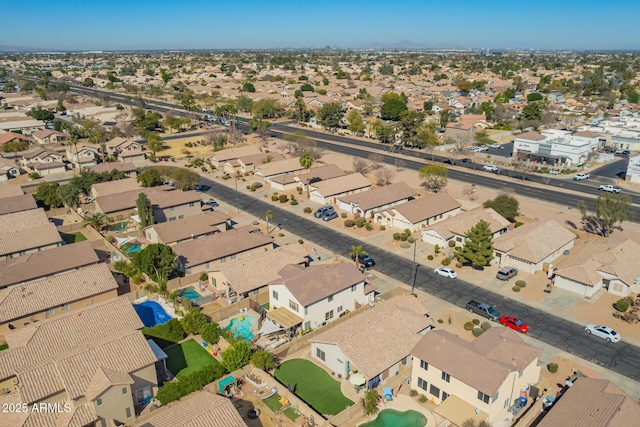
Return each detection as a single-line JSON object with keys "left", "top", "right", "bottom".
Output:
{"left": 2, "top": 0, "right": 639, "bottom": 51}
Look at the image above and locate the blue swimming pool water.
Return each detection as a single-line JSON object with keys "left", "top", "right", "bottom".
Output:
{"left": 360, "top": 409, "right": 427, "bottom": 427}
{"left": 133, "top": 300, "right": 172, "bottom": 328}
{"left": 109, "top": 221, "right": 129, "bottom": 232}
{"left": 176, "top": 286, "right": 202, "bottom": 301}
{"left": 225, "top": 315, "right": 256, "bottom": 341}
{"left": 122, "top": 243, "right": 142, "bottom": 254}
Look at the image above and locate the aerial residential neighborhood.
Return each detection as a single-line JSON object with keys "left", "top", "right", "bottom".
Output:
{"left": 1, "top": 3, "right": 640, "bottom": 427}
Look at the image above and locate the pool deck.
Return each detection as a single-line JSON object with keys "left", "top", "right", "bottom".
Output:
{"left": 354, "top": 395, "right": 437, "bottom": 427}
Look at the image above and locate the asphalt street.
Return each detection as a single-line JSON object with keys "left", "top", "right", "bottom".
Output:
{"left": 198, "top": 174, "right": 640, "bottom": 382}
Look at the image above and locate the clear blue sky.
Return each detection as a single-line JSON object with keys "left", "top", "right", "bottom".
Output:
{"left": 2, "top": 0, "right": 639, "bottom": 51}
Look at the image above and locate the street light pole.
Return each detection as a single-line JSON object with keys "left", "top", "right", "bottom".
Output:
{"left": 234, "top": 174, "right": 239, "bottom": 213}
{"left": 411, "top": 238, "right": 420, "bottom": 295}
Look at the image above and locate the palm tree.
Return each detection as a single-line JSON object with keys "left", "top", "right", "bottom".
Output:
{"left": 299, "top": 151, "right": 314, "bottom": 197}
{"left": 258, "top": 210, "right": 274, "bottom": 234}
{"left": 350, "top": 245, "right": 366, "bottom": 270}
{"left": 82, "top": 212, "right": 109, "bottom": 232}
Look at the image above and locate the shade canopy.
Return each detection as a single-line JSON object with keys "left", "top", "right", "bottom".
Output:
{"left": 349, "top": 373, "right": 366, "bottom": 386}
{"left": 259, "top": 318, "right": 283, "bottom": 336}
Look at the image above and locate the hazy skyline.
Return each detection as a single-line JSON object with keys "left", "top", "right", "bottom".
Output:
{"left": 2, "top": 0, "right": 639, "bottom": 51}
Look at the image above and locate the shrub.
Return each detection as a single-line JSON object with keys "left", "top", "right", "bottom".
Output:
{"left": 365, "top": 222, "right": 373, "bottom": 230}
{"left": 515, "top": 280, "right": 526, "bottom": 287}
{"left": 400, "top": 234, "right": 408, "bottom": 241}
{"left": 512, "top": 285, "right": 521, "bottom": 292}
{"left": 472, "top": 328, "right": 484, "bottom": 337}
{"left": 143, "top": 319, "right": 185, "bottom": 347}
{"left": 181, "top": 308, "right": 208, "bottom": 335}
{"left": 515, "top": 221, "right": 524, "bottom": 227}
{"left": 441, "top": 257, "right": 451, "bottom": 266}
{"left": 199, "top": 272, "right": 209, "bottom": 282}
{"left": 400, "top": 242, "right": 411, "bottom": 248}
{"left": 340, "top": 212, "right": 348, "bottom": 218}
{"left": 393, "top": 233, "right": 401, "bottom": 241}
{"left": 464, "top": 322, "right": 474, "bottom": 330}
{"left": 200, "top": 322, "right": 221, "bottom": 344}
{"left": 615, "top": 298, "right": 630, "bottom": 313}
{"left": 28, "top": 172, "right": 41, "bottom": 179}
{"left": 279, "top": 194, "right": 288, "bottom": 203}
{"left": 410, "top": 389, "right": 418, "bottom": 397}
{"left": 472, "top": 318, "right": 480, "bottom": 325}
{"left": 448, "top": 240, "right": 456, "bottom": 247}
{"left": 303, "top": 207, "right": 312, "bottom": 214}
{"left": 298, "top": 239, "right": 304, "bottom": 244}
{"left": 481, "top": 321, "right": 491, "bottom": 331}
{"left": 407, "top": 236, "right": 415, "bottom": 243}
{"left": 251, "top": 349, "right": 276, "bottom": 371}
{"left": 271, "top": 194, "right": 279, "bottom": 201}
{"left": 246, "top": 185, "right": 251, "bottom": 190}
{"left": 156, "top": 363, "right": 228, "bottom": 406}
{"left": 427, "top": 255, "right": 434, "bottom": 260}
{"left": 355, "top": 217, "right": 367, "bottom": 227}
{"left": 344, "top": 219, "right": 355, "bottom": 227}
{"left": 437, "top": 319, "right": 444, "bottom": 324}
{"left": 251, "top": 182, "right": 263, "bottom": 191}
{"left": 418, "top": 394, "right": 427, "bottom": 403}
{"left": 278, "top": 232, "right": 284, "bottom": 237}
{"left": 380, "top": 225, "right": 386, "bottom": 230}
{"left": 291, "top": 200, "right": 299, "bottom": 206}
{"left": 547, "top": 363, "right": 559, "bottom": 373}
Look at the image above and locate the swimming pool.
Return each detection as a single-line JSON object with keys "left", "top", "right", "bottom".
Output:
{"left": 360, "top": 409, "right": 427, "bottom": 427}
{"left": 121, "top": 243, "right": 142, "bottom": 254}
{"left": 225, "top": 315, "right": 257, "bottom": 341}
{"left": 176, "top": 286, "right": 202, "bottom": 301}
{"left": 109, "top": 221, "right": 129, "bottom": 232}
{"left": 133, "top": 300, "right": 172, "bottom": 328}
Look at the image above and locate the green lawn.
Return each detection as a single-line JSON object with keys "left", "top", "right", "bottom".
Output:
{"left": 274, "top": 358, "right": 354, "bottom": 415}
{"left": 165, "top": 339, "right": 221, "bottom": 379}
{"left": 284, "top": 407, "right": 301, "bottom": 421}
{"left": 263, "top": 394, "right": 283, "bottom": 412}
{"left": 0, "top": 343, "right": 8, "bottom": 352}
{"left": 60, "top": 232, "right": 87, "bottom": 244}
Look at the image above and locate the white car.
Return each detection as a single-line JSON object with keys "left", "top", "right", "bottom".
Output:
{"left": 434, "top": 267, "right": 457, "bottom": 279}
{"left": 483, "top": 165, "right": 499, "bottom": 172}
{"left": 489, "top": 143, "right": 501, "bottom": 149}
{"left": 477, "top": 145, "right": 489, "bottom": 152}
{"left": 584, "top": 324, "right": 621, "bottom": 342}
{"left": 573, "top": 173, "right": 590, "bottom": 180}
{"left": 599, "top": 185, "right": 621, "bottom": 193}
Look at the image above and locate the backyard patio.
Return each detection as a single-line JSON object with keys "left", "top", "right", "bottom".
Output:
{"left": 164, "top": 338, "right": 222, "bottom": 379}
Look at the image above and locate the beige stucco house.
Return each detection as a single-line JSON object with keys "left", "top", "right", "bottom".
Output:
{"left": 375, "top": 192, "right": 462, "bottom": 232}
{"left": 421, "top": 208, "right": 510, "bottom": 249}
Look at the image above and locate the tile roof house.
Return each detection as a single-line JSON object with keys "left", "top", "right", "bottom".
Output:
{"left": 375, "top": 192, "right": 462, "bottom": 232}
{"left": 336, "top": 182, "right": 419, "bottom": 217}
{"left": 411, "top": 328, "right": 542, "bottom": 426}
{"left": 0, "top": 132, "right": 33, "bottom": 147}
{"left": 0, "top": 297, "right": 159, "bottom": 427}
{"left": 131, "top": 390, "right": 247, "bottom": 427}
{"left": 66, "top": 143, "right": 102, "bottom": 169}
{"left": 209, "top": 145, "right": 262, "bottom": 168}
{"left": 309, "top": 173, "right": 372, "bottom": 205}
{"left": 310, "top": 295, "right": 434, "bottom": 388}
{"left": 229, "top": 151, "right": 285, "bottom": 175}
{"left": 445, "top": 114, "right": 489, "bottom": 139}
{"left": 105, "top": 137, "right": 142, "bottom": 156}
{"left": 144, "top": 211, "right": 231, "bottom": 245}
{"left": 86, "top": 161, "right": 138, "bottom": 178}
{"left": 31, "top": 129, "right": 67, "bottom": 145}
{"left": 0, "top": 240, "right": 99, "bottom": 289}
{"left": 269, "top": 163, "right": 345, "bottom": 192}
{"left": 0, "top": 157, "right": 22, "bottom": 181}
{"left": 553, "top": 239, "right": 640, "bottom": 298}
{"left": 0, "top": 193, "right": 37, "bottom": 216}
{"left": 421, "top": 207, "right": 510, "bottom": 249}
{"left": 91, "top": 177, "right": 141, "bottom": 197}
{"left": 532, "top": 378, "right": 640, "bottom": 427}
{"left": 0, "top": 208, "right": 62, "bottom": 260}
{"left": 267, "top": 263, "right": 373, "bottom": 332}
{"left": 173, "top": 226, "right": 274, "bottom": 276}
{"left": 0, "top": 183, "right": 24, "bottom": 199}
{"left": 493, "top": 220, "right": 576, "bottom": 274}
{"left": 0, "top": 262, "right": 119, "bottom": 337}
{"left": 254, "top": 157, "right": 307, "bottom": 184}
{"left": 208, "top": 243, "right": 309, "bottom": 299}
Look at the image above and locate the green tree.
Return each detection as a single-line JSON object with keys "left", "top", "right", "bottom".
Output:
{"left": 380, "top": 98, "right": 408, "bottom": 121}
{"left": 252, "top": 99, "right": 281, "bottom": 119}
{"left": 251, "top": 349, "right": 275, "bottom": 371}
{"left": 580, "top": 193, "right": 634, "bottom": 237}
{"left": 221, "top": 339, "right": 252, "bottom": 372}
{"left": 483, "top": 195, "right": 519, "bottom": 222}
{"left": 521, "top": 102, "right": 543, "bottom": 122}
{"left": 350, "top": 245, "right": 366, "bottom": 269}
{"left": 131, "top": 108, "right": 163, "bottom": 138}
{"left": 200, "top": 322, "right": 221, "bottom": 344}
{"left": 181, "top": 308, "right": 208, "bottom": 335}
{"left": 235, "top": 95, "right": 254, "bottom": 113}
{"left": 259, "top": 210, "right": 274, "bottom": 234}
{"left": 241, "top": 82, "right": 255, "bottom": 93}
{"left": 300, "top": 83, "right": 314, "bottom": 92}
{"left": 480, "top": 102, "right": 494, "bottom": 120}
{"left": 372, "top": 120, "right": 395, "bottom": 144}
{"left": 398, "top": 110, "right": 425, "bottom": 146}
{"left": 56, "top": 99, "right": 66, "bottom": 112}
{"left": 527, "top": 93, "right": 543, "bottom": 102}
{"left": 1, "top": 140, "right": 29, "bottom": 153}
{"left": 160, "top": 69, "right": 172, "bottom": 84}
{"left": 418, "top": 164, "right": 448, "bottom": 192}
{"left": 456, "top": 79, "right": 473, "bottom": 94}
{"left": 162, "top": 115, "right": 181, "bottom": 133}
{"left": 132, "top": 243, "right": 176, "bottom": 283}
{"left": 137, "top": 168, "right": 164, "bottom": 187}
{"left": 346, "top": 109, "right": 365, "bottom": 134}
{"left": 30, "top": 107, "right": 54, "bottom": 122}
{"left": 33, "top": 182, "right": 62, "bottom": 209}
{"left": 82, "top": 212, "right": 109, "bottom": 231}
{"left": 299, "top": 151, "right": 314, "bottom": 197}
{"left": 361, "top": 389, "right": 381, "bottom": 416}
{"left": 455, "top": 220, "right": 495, "bottom": 267}
{"left": 294, "top": 96, "right": 307, "bottom": 123}
{"left": 58, "top": 184, "right": 80, "bottom": 208}
{"left": 136, "top": 192, "right": 154, "bottom": 228}
{"left": 146, "top": 132, "right": 164, "bottom": 155}
{"left": 439, "top": 110, "right": 452, "bottom": 128}
{"left": 317, "top": 102, "right": 344, "bottom": 130}
{"left": 417, "top": 122, "right": 440, "bottom": 159}
{"left": 83, "top": 77, "right": 94, "bottom": 87}
{"left": 170, "top": 168, "right": 200, "bottom": 190}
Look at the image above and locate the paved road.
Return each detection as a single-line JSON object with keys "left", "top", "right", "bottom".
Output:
{"left": 197, "top": 174, "right": 640, "bottom": 381}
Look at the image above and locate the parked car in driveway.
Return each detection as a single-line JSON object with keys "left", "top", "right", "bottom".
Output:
{"left": 499, "top": 316, "right": 529, "bottom": 333}
{"left": 483, "top": 165, "right": 499, "bottom": 172}
{"left": 202, "top": 199, "right": 218, "bottom": 207}
{"left": 496, "top": 267, "right": 518, "bottom": 281}
{"left": 314, "top": 206, "right": 335, "bottom": 218}
{"left": 573, "top": 173, "right": 590, "bottom": 180}
{"left": 584, "top": 324, "right": 621, "bottom": 342}
{"left": 322, "top": 211, "right": 338, "bottom": 221}
{"left": 434, "top": 267, "right": 457, "bottom": 279}
{"left": 466, "top": 300, "right": 501, "bottom": 321}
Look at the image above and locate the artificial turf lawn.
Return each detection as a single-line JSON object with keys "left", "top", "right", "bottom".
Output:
{"left": 274, "top": 358, "right": 354, "bottom": 415}
{"left": 262, "top": 394, "right": 283, "bottom": 412}
{"left": 284, "top": 407, "right": 301, "bottom": 420}
{"left": 164, "top": 339, "right": 221, "bottom": 379}
{"left": 61, "top": 232, "right": 87, "bottom": 244}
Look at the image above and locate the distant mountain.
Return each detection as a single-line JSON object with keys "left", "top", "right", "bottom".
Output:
{"left": 0, "top": 44, "right": 52, "bottom": 52}
{"left": 361, "top": 40, "right": 466, "bottom": 50}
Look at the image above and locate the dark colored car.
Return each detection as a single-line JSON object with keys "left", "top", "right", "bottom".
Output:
{"left": 460, "top": 158, "right": 472, "bottom": 163}
{"left": 353, "top": 254, "right": 376, "bottom": 268}
{"left": 443, "top": 159, "right": 456, "bottom": 165}
{"left": 499, "top": 316, "right": 529, "bottom": 333}
{"left": 194, "top": 184, "right": 210, "bottom": 192}
{"left": 202, "top": 200, "right": 218, "bottom": 207}
{"left": 394, "top": 144, "right": 403, "bottom": 150}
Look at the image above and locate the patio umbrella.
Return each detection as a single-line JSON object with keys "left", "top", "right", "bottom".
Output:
{"left": 349, "top": 373, "right": 366, "bottom": 386}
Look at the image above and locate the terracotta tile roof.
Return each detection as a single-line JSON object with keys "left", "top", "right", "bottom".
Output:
{"left": 0, "top": 183, "right": 24, "bottom": 199}
{"left": 106, "top": 137, "right": 131, "bottom": 149}
{"left": 91, "top": 177, "right": 140, "bottom": 197}
{"left": 338, "top": 182, "right": 418, "bottom": 212}
{"left": 412, "top": 328, "right": 542, "bottom": 396}
{"left": 493, "top": 220, "right": 576, "bottom": 263}
{"left": 147, "top": 211, "right": 230, "bottom": 244}
{"left": 29, "top": 161, "right": 66, "bottom": 171}
{"left": 268, "top": 263, "right": 365, "bottom": 306}
{"left": 536, "top": 378, "right": 640, "bottom": 427}
{"left": 270, "top": 163, "right": 345, "bottom": 186}
{"left": 0, "top": 194, "right": 37, "bottom": 215}
{"left": 131, "top": 390, "right": 248, "bottom": 427}
{"left": 86, "top": 162, "right": 137, "bottom": 174}
{"left": 517, "top": 131, "right": 546, "bottom": 141}
{"left": 220, "top": 244, "right": 309, "bottom": 294}
{"left": 311, "top": 295, "right": 433, "bottom": 379}
{"left": 382, "top": 192, "right": 461, "bottom": 224}
{"left": 95, "top": 187, "right": 200, "bottom": 214}
{"left": 427, "top": 207, "right": 510, "bottom": 240}
{"left": 255, "top": 157, "right": 306, "bottom": 178}
{"left": 174, "top": 227, "right": 273, "bottom": 269}
{"left": 211, "top": 145, "right": 262, "bottom": 162}
{"left": 309, "top": 173, "right": 371, "bottom": 198}
{"left": 22, "top": 147, "right": 62, "bottom": 160}
{"left": 0, "top": 132, "right": 32, "bottom": 145}
{"left": 236, "top": 151, "right": 285, "bottom": 166}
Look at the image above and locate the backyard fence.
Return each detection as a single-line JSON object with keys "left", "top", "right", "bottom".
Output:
{"left": 121, "top": 289, "right": 150, "bottom": 303}
{"left": 203, "top": 291, "right": 269, "bottom": 323}
{"left": 166, "top": 273, "right": 201, "bottom": 292}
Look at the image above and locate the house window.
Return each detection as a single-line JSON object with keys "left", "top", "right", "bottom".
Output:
{"left": 96, "top": 397, "right": 103, "bottom": 406}
{"left": 337, "top": 306, "right": 343, "bottom": 313}
{"left": 205, "top": 262, "right": 210, "bottom": 269}
{"left": 122, "top": 387, "right": 127, "bottom": 395}
{"left": 178, "top": 215, "right": 184, "bottom": 219}
{"left": 504, "top": 397, "right": 511, "bottom": 409}
{"left": 272, "top": 290, "right": 279, "bottom": 300}
{"left": 169, "top": 217, "right": 176, "bottom": 221}
{"left": 304, "top": 307, "right": 308, "bottom": 315}
{"left": 231, "top": 254, "right": 237, "bottom": 260}
{"left": 417, "top": 377, "right": 428, "bottom": 391}
{"left": 46, "top": 308, "right": 55, "bottom": 317}
{"left": 477, "top": 391, "right": 490, "bottom": 404}
{"left": 441, "top": 372, "right": 450, "bottom": 383}
{"left": 442, "top": 391, "right": 449, "bottom": 401}
{"left": 220, "top": 257, "right": 226, "bottom": 263}
{"left": 328, "top": 295, "right": 333, "bottom": 302}
{"left": 316, "top": 348, "right": 325, "bottom": 361}
{"left": 186, "top": 268, "right": 192, "bottom": 275}
{"left": 420, "top": 360, "right": 429, "bottom": 371}
{"left": 351, "top": 284, "right": 357, "bottom": 292}
{"left": 429, "top": 384, "right": 440, "bottom": 398}
{"left": 125, "top": 407, "right": 132, "bottom": 418}
{"left": 304, "top": 321, "right": 310, "bottom": 330}
{"left": 289, "top": 300, "right": 299, "bottom": 312}
{"left": 170, "top": 207, "right": 175, "bottom": 211}
{"left": 325, "top": 310, "right": 334, "bottom": 321}
{"left": 62, "top": 304, "right": 70, "bottom": 311}
{"left": 189, "top": 202, "right": 195, "bottom": 207}
{"left": 135, "top": 386, "right": 152, "bottom": 405}
{"left": 613, "top": 282, "right": 624, "bottom": 293}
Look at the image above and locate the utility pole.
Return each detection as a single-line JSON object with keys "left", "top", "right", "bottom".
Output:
{"left": 411, "top": 238, "right": 420, "bottom": 294}
{"left": 234, "top": 174, "right": 239, "bottom": 213}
